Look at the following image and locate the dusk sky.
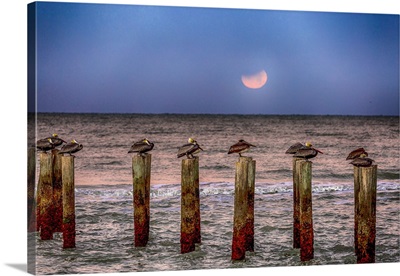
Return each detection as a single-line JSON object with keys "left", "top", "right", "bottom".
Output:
{"left": 33, "top": 2, "right": 399, "bottom": 115}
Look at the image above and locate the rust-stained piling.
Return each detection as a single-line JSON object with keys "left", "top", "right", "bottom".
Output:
{"left": 52, "top": 149, "right": 63, "bottom": 232}
{"left": 355, "top": 165, "right": 377, "bottom": 263}
{"left": 62, "top": 155, "right": 76, "bottom": 248}
{"left": 194, "top": 161, "right": 201, "bottom": 244}
{"left": 245, "top": 158, "right": 255, "bottom": 252}
{"left": 37, "top": 152, "right": 54, "bottom": 240}
{"left": 353, "top": 166, "right": 360, "bottom": 255}
{"left": 132, "top": 154, "right": 151, "bottom": 247}
{"left": 297, "top": 159, "right": 314, "bottom": 262}
{"left": 292, "top": 157, "right": 302, "bottom": 248}
{"left": 180, "top": 157, "right": 200, "bottom": 253}
{"left": 231, "top": 156, "right": 256, "bottom": 260}
{"left": 27, "top": 147, "right": 36, "bottom": 232}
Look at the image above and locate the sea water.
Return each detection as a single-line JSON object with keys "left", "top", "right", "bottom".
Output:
{"left": 29, "top": 114, "right": 399, "bottom": 274}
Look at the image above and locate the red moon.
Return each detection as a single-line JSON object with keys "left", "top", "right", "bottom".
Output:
{"left": 241, "top": 70, "right": 268, "bottom": 89}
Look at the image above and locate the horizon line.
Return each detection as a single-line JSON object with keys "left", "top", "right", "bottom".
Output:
{"left": 31, "top": 111, "right": 399, "bottom": 117}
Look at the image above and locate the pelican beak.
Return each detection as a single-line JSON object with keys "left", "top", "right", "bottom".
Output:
{"left": 315, "top": 148, "right": 323, "bottom": 154}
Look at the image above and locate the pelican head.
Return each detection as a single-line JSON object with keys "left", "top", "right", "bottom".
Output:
{"left": 52, "top": 133, "right": 59, "bottom": 137}
{"left": 359, "top": 153, "right": 367, "bottom": 158}
{"left": 47, "top": 138, "right": 53, "bottom": 143}
{"left": 188, "top": 137, "right": 196, "bottom": 143}
{"left": 71, "top": 139, "right": 78, "bottom": 144}
{"left": 143, "top": 138, "right": 150, "bottom": 145}
{"left": 305, "top": 142, "right": 312, "bottom": 147}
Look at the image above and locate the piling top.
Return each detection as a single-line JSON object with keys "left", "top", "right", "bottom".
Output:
{"left": 295, "top": 158, "right": 312, "bottom": 164}
{"left": 61, "top": 155, "right": 75, "bottom": 160}
{"left": 238, "top": 156, "right": 253, "bottom": 162}
{"left": 182, "top": 156, "right": 199, "bottom": 165}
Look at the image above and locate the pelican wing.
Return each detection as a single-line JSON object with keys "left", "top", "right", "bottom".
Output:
{"left": 285, "top": 142, "right": 304, "bottom": 154}
{"left": 350, "top": 157, "right": 374, "bottom": 167}
{"left": 36, "top": 138, "right": 55, "bottom": 151}
{"left": 346, "top": 148, "right": 367, "bottom": 160}
{"left": 54, "top": 137, "right": 66, "bottom": 146}
{"left": 228, "top": 140, "right": 255, "bottom": 154}
{"left": 59, "top": 143, "right": 80, "bottom": 154}
{"left": 293, "top": 148, "right": 317, "bottom": 158}
{"left": 72, "top": 144, "right": 83, "bottom": 153}
{"left": 129, "top": 141, "right": 153, "bottom": 153}
{"left": 177, "top": 143, "right": 196, "bottom": 157}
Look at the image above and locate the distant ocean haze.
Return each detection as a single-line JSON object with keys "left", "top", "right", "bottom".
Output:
{"left": 33, "top": 113, "right": 399, "bottom": 186}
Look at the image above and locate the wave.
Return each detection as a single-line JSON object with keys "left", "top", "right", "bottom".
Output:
{"left": 75, "top": 181, "right": 400, "bottom": 200}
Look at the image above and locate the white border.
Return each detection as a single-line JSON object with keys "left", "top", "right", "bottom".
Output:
{"left": 0, "top": 1, "right": 398, "bottom": 276}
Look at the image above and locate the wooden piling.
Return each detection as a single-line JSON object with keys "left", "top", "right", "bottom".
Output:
{"left": 37, "top": 152, "right": 54, "bottom": 240}
{"left": 297, "top": 160, "right": 314, "bottom": 262}
{"left": 27, "top": 147, "right": 36, "bottom": 232}
{"left": 355, "top": 165, "right": 377, "bottom": 263}
{"left": 132, "top": 154, "right": 151, "bottom": 247}
{"left": 62, "top": 155, "right": 76, "bottom": 248}
{"left": 292, "top": 157, "right": 301, "bottom": 248}
{"left": 231, "top": 156, "right": 256, "bottom": 260}
{"left": 245, "top": 158, "right": 256, "bottom": 252}
{"left": 353, "top": 166, "right": 360, "bottom": 255}
{"left": 52, "top": 149, "right": 63, "bottom": 232}
{"left": 180, "top": 157, "right": 200, "bottom": 254}
{"left": 194, "top": 161, "right": 201, "bottom": 244}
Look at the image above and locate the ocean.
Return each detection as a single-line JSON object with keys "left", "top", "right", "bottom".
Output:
{"left": 29, "top": 113, "right": 399, "bottom": 274}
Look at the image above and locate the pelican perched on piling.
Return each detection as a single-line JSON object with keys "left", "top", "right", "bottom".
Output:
{"left": 177, "top": 137, "right": 203, "bottom": 159}
{"left": 128, "top": 138, "right": 154, "bottom": 156}
{"left": 350, "top": 153, "right": 374, "bottom": 167}
{"left": 227, "top": 139, "right": 256, "bottom": 157}
{"left": 346, "top": 147, "right": 368, "bottom": 160}
{"left": 36, "top": 138, "right": 55, "bottom": 152}
{"left": 285, "top": 142, "right": 304, "bottom": 154}
{"left": 45, "top": 133, "right": 66, "bottom": 147}
{"left": 58, "top": 139, "right": 83, "bottom": 156}
{"left": 292, "top": 142, "right": 323, "bottom": 160}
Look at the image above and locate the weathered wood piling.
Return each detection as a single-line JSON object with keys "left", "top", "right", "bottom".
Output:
{"left": 52, "top": 149, "right": 63, "bottom": 232}
{"left": 292, "top": 157, "right": 301, "bottom": 248}
{"left": 353, "top": 166, "right": 360, "bottom": 255}
{"left": 27, "top": 147, "right": 36, "bottom": 232}
{"left": 62, "top": 155, "right": 76, "bottom": 248}
{"left": 37, "top": 152, "right": 54, "bottom": 240}
{"left": 180, "top": 157, "right": 201, "bottom": 254}
{"left": 231, "top": 156, "right": 256, "bottom": 260}
{"left": 296, "top": 159, "right": 314, "bottom": 261}
{"left": 354, "top": 165, "right": 377, "bottom": 263}
{"left": 132, "top": 154, "right": 151, "bottom": 247}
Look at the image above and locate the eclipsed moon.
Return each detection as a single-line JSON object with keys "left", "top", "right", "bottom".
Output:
{"left": 241, "top": 70, "right": 268, "bottom": 89}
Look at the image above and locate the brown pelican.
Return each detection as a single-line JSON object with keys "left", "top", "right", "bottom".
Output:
{"left": 36, "top": 138, "right": 55, "bottom": 152}
{"left": 128, "top": 138, "right": 154, "bottom": 156}
{"left": 45, "top": 133, "right": 66, "bottom": 147}
{"left": 285, "top": 142, "right": 304, "bottom": 154}
{"left": 293, "top": 142, "right": 323, "bottom": 160}
{"left": 350, "top": 153, "right": 374, "bottom": 167}
{"left": 58, "top": 139, "right": 83, "bottom": 156}
{"left": 227, "top": 139, "right": 256, "bottom": 157}
{"left": 346, "top": 147, "right": 368, "bottom": 160}
{"left": 177, "top": 137, "right": 203, "bottom": 159}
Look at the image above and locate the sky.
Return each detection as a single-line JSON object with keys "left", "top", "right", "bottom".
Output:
{"left": 31, "top": 1, "right": 399, "bottom": 115}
